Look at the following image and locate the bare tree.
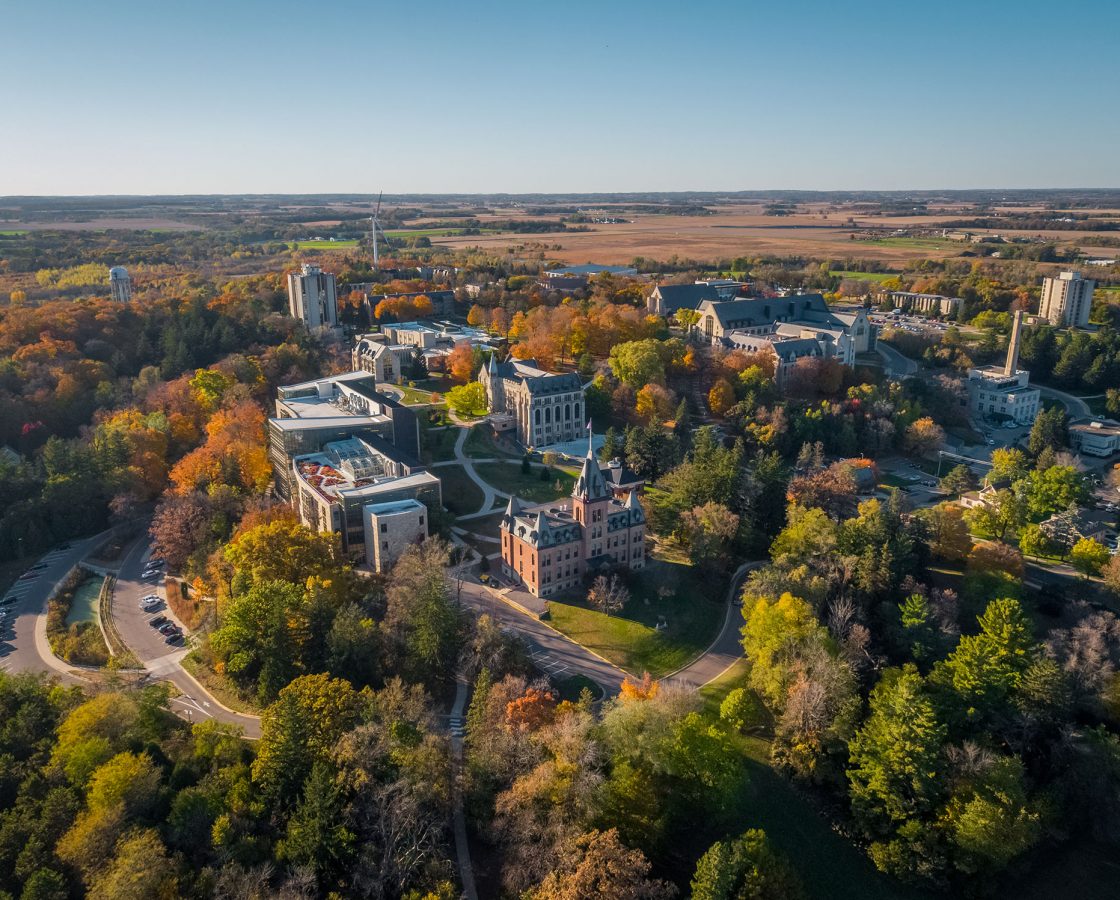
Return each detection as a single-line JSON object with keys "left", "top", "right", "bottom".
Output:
{"left": 587, "top": 574, "right": 629, "bottom": 615}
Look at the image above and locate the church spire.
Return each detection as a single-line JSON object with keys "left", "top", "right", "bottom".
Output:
{"left": 573, "top": 429, "right": 610, "bottom": 502}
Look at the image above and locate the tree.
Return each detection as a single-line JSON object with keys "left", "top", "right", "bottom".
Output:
{"left": 938, "top": 598, "right": 1036, "bottom": 713}
{"left": 769, "top": 506, "right": 837, "bottom": 566}
{"left": 277, "top": 759, "right": 354, "bottom": 883}
{"left": 741, "top": 592, "right": 823, "bottom": 707}
{"left": 252, "top": 673, "right": 365, "bottom": 805}
{"left": 1104, "top": 554, "right": 1120, "bottom": 597}
{"left": 1070, "top": 537, "right": 1110, "bottom": 576}
{"left": 1028, "top": 405, "right": 1068, "bottom": 457}
{"left": 466, "top": 304, "right": 487, "bottom": 327}
{"left": 384, "top": 538, "right": 462, "bottom": 684}
{"left": 1025, "top": 465, "right": 1089, "bottom": 520}
{"left": 939, "top": 464, "right": 975, "bottom": 496}
{"left": 918, "top": 503, "right": 972, "bottom": 561}
{"left": 904, "top": 417, "right": 945, "bottom": 457}
{"left": 1018, "top": 523, "right": 1056, "bottom": 559}
{"left": 967, "top": 541, "right": 1024, "bottom": 578}
{"left": 609, "top": 339, "right": 668, "bottom": 388}
{"left": 989, "top": 447, "right": 1030, "bottom": 485}
{"left": 964, "top": 489, "right": 1026, "bottom": 541}
{"left": 691, "top": 829, "right": 806, "bottom": 900}
{"left": 87, "top": 829, "right": 177, "bottom": 900}
{"left": 588, "top": 574, "right": 630, "bottom": 615}
{"left": 635, "top": 383, "right": 676, "bottom": 424}
{"left": 847, "top": 668, "right": 946, "bottom": 831}
{"left": 708, "top": 378, "right": 737, "bottom": 417}
{"left": 445, "top": 382, "right": 488, "bottom": 417}
{"left": 680, "top": 502, "right": 740, "bottom": 572}
{"left": 224, "top": 519, "right": 342, "bottom": 587}
{"left": 528, "top": 829, "right": 675, "bottom": 900}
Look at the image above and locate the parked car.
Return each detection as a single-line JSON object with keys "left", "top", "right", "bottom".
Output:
{"left": 149, "top": 615, "right": 169, "bottom": 628}
{"left": 140, "top": 599, "right": 161, "bottom": 611}
{"left": 164, "top": 633, "right": 184, "bottom": 646}
{"left": 18, "top": 572, "right": 38, "bottom": 581}
{"left": 158, "top": 623, "right": 180, "bottom": 636}
{"left": 30, "top": 562, "right": 48, "bottom": 571}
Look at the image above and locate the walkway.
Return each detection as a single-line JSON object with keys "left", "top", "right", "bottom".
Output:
{"left": 448, "top": 675, "right": 478, "bottom": 900}
{"left": 452, "top": 426, "right": 509, "bottom": 514}
{"left": 877, "top": 342, "right": 919, "bottom": 378}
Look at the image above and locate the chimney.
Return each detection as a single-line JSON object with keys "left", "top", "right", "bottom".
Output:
{"left": 1004, "top": 310, "right": 1023, "bottom": 376}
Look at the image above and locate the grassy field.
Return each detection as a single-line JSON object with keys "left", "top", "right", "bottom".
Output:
{"left": 462, "top": 424, "right": 520, "bottom": 460}
{"left": 439, "top": 464, "right": 485, "bottom": 516}
{"left": 862, "top": 236, "right": 960, "bottom": 251}
{"left": 420, "top": 426, "right": 459, "bottom": 463}
{"left": 830, "top": 270, "right": 896, "bottom": 283}
{"left": 547, "top": 559, "right": 724, "bottom": 677}
{"left": 289, "top": 239, "right": 359, "bottom": 250}
{"left": 475, "top": 462, "right": 574, "bottom": 503}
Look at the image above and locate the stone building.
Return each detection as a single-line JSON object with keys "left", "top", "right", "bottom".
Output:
{"left": 479, "top": 356, "right": 584, "bottom": 448}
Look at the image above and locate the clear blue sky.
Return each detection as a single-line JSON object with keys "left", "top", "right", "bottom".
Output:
{"left": 3, "top": 0, "right": 1118, "bottom": 194}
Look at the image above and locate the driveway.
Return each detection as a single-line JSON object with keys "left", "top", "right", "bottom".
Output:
{"left": 113, "top": 536, "right": 261, "bottom": 738}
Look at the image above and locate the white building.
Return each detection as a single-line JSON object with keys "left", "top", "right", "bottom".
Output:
{"left": 1068, "top": 418, "right": 1120, "bottom": 458}
{"left": 109, "top": 266, "right": 131, "bottom": 302}
{"left": 1039, "top": 271, "right": 1094, "bottom": 328}
{"left": 966, "top": 311, "right": 1040, "bottom": 425}
{"left": 287, "top": 264, "right": 339, "bottom": 329}
{"left": 363, "top": 498, "right": 428, "bottom": 573}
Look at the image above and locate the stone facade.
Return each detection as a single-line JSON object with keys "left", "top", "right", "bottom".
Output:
{"left": 479, "top": 357, "right": 584, "bottom": 448}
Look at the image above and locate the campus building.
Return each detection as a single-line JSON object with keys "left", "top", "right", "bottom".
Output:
{"left": 693, "top": 294, "right": 874, "bottom": 358}
{"left": 890, "top": 291, "right": 961, "bottom": 317}
{"left": 1039, "top": 271, "right": 1094, "bottom": 328}
{"left": 499, "top": 439, "right": 646, "bottom": 598}
{"left": 966, "top": 311, "right": 1040, "bottom": 425}
{"left": 352, "top": 335, "right": 415, "bottom": 383}
{"left": 287, "top": 264, "right": 339, "bottom": 329}
{"left": 1068, "top": 418, "right": 1120, "bottom": 458}
{"left": 268, "top": 372, "right": 421, "bottom": 501}
{"left": 479, "top": 356, "right": 585, "bottom": 448}
{"left": 364, "top": 499, "right": 429, "bottom": 573}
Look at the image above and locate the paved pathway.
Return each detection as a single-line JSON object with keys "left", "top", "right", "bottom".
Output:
{"left": 448, "top": 675, "right": 478, "bottom": 900}
{"left": 877, "top": 342, "right": 919, "bottom": 378}
{"left": 452, "top": 427, "right": 509, "bottom": 514}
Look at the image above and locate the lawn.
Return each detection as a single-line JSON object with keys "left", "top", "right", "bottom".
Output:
{"left": 438, "top": 464, "right": 485, "bottom": 516}
{"left": 420, "top": 425, "right": 459, "bottom": 463}
{"left": 289, "top": 239, "right": 359, "bottom": 250}
{"left": 698, "top": 657, "right": 752, "bottom": 715}
{"left": 547, "top": 559, "right": 725, "bottom": 677}
{"left": 463, "top": 424, "right": 520, "bottom": 460}
{"left": 475, "top": 462, "right": 574, "bottom": 503}
{"left": 829, "top": 270, "right": 896, "bottom": 283}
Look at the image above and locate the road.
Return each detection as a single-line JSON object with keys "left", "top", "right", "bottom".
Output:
{"left": 1036, "top": 384, "right": 1090, "bottom": 419}
{"left": 113, "top": 536, "right": 261, "bottom": 738}
{"left": 458, "top": 580, "right": 627, "bottom": 695}
{"left": 0, "top": 533, "right": 111, "bottom": 684}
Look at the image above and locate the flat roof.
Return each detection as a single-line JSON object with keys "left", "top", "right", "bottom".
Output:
{"left": 270, "top": 414, "right": 385, "bottom": 430}
{"left": 364, "top": 498, "right": 426, "bottom": 515}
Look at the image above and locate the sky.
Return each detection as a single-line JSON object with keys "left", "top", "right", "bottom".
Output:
{"left": 2, "top": 0, "right": 1118, "bottom": 194}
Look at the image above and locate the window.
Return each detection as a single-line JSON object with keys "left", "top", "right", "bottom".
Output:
{"left": 381, "top": 541, "right": 388, "bottom": 550}
{"left": 419, "top": 516, "right": 424, "bottom": 526}
{"left": 380, "top": 523, "right": 387, "bottom": 533}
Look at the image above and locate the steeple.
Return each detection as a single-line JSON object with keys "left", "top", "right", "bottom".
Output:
{"left": 573, "top": 434, "right": 610, "bottom": 502}
{"left": 503, "top": 495, "right": 522, "bottom": 520}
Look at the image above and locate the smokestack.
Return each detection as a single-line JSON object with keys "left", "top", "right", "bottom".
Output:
{"left": 1004, "top": 310, "right": 1023, "bottom": 376}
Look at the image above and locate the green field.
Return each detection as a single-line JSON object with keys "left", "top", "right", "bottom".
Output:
{"left": 462, "top": 424, "right": 520, "bottom": 460}
{"left": 289, "top": 239, "right": 359, "bottom": 250}
{"left": 475, "top": 462, "right": 574, "bottom": 503}
{"left": 829, "top": 270, "right": 896, "bottom": 283}
{"left": 384, "top": 227, "right": 501, "bottom": 238}
{"left": 0, "top": 230, "right": 28, "bottom": 236}
{"left": 547, "top": 559, "right": 724, "bottom": 677}
{"left": 862, "top": 237, "right": 960, "bottom": 251}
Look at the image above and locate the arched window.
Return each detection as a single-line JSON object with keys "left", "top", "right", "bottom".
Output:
{"left": 545, "top": 406, "right": 551, "bottom": 424}
{"left": 565, "top": 403, "right": 571, "bottom": 420}
{"left": 534, "top": 408, "right": 541, "bottom": 425}
{"left": 574, "top": 403, "right": 581, "bottom": 422}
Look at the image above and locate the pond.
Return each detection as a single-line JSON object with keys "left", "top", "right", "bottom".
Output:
{"left": 65, "top": 577, "right": 103, "bottom": 627}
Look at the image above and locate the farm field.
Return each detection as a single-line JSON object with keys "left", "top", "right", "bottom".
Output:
{"left": 830, "top": 269, "right": 897, "bottom": 282}
{"left": 289, "top": 239, "right": 359, "bottom": 250}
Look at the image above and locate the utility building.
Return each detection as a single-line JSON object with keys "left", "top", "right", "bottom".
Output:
{"left": 967, "top": 310, "right": 1040, "bottom": 425}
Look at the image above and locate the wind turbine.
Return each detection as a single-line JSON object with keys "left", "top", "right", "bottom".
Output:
{"left": 369, "top": 192, "right": 387, "bottom": 269}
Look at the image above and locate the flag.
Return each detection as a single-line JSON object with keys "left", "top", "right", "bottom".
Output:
{"left": 586, "top": 420, "right": 592, "bottom": 431}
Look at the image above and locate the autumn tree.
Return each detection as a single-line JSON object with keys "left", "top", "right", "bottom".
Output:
{"left": 680, "top": 502, "right": 740, "bottom": 572}
{"left": 904, "top": 417, "right": 945, "bottom": 457}
{"left": 1070, "top": 537, "right": 1110, "bottom": 576}
{"left": 708, "top": 378, "right": 737, "bottom": 417}
{"left": 528, "top": 829, "right": 675, "bottom": 900}
{"left": 691, "top": 829, "right": 806, "bottom": 900}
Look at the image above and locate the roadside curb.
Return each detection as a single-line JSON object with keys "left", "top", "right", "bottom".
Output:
{"left": 171, "top": 657, "right": 262, "bottom": 724}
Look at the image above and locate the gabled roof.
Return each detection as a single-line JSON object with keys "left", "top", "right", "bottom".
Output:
{"left": 652, "top": 283, "right": 721, "bottom": 310}
{"left": 574, "top": 448, "right": 611, "bottom": 501}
